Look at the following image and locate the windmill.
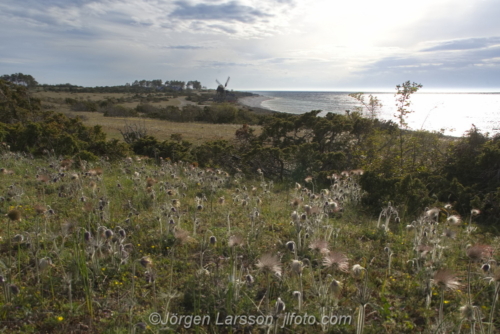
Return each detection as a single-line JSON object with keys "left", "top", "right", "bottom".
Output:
{"left": 215, "top": 77, "right": 230, "bottom": 102}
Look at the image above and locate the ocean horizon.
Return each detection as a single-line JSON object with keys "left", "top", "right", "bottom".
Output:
{"left": 238, "top": 91, "right": 500, "bottom": 137}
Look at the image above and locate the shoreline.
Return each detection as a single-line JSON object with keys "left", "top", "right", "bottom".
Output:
{"left": 237, "top": 95, "right": 278, "bottom": 115}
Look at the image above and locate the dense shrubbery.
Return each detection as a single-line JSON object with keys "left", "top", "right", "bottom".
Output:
{"left": 0, "top": 79, "right": 130, "bottom": 160}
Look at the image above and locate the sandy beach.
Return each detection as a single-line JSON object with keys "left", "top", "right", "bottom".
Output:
{"left": 238, "top": 95, "right": 274, "bottom": 110}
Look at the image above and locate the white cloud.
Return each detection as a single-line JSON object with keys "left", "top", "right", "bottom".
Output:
{"left": 1, "top": 0, "right": 500, "bottom": 89}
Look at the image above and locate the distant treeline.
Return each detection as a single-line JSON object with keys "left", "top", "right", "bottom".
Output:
{"left": 0, "top": 72, "right": 204, "bottom": 93}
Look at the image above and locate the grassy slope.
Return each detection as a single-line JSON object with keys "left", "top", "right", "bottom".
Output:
{"left": 0, "top": 152, "right": 496, "bottom": 333}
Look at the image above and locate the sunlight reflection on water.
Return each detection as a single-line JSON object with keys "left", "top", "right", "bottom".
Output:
{"left": 242, "top": 91, "right": 500, "bottom": 137}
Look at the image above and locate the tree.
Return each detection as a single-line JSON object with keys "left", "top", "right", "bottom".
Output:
{"left": 348, "top": 93, "right": 382, "bottom": 119}
{"left": 191, "top": 80, "right": 202, "bottom": 90}
{"left": 395, "top": 81, "right": 422, "bottom": 129}
{"left": 166, "top": 80, "right": 185, "bottom": 90}
{"left": 1, "top": 73, "right": 38, "bottom": 88}
{"left": 394, "top": 81, "right": 422, "bottom": 170}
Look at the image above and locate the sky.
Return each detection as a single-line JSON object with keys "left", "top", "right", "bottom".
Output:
{"left": 1, "top": 0, "right": 500, "bottom": 91}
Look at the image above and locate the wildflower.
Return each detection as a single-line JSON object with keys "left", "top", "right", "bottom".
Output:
{"left": 352, "top": 264, "right": 365, "bottom": 278}
{"left": 139, "top": 256, "right": 153, "bottom": 268}
{"left": 9, "top": 284, "right": 20, "bottom": 295}
{"left": 309, "top": 239, "right": 330, "bottom": 254}
{"left": 481, "top": 263, "right": 491, "bottom": 273}
{"left": 146, "top": 178, "right": 156, "bottom": 187}
{"left": 275, "top": 297, "right": 286, "bottom": 314}
{"left": 245, "top": 274, "right": 254, "bottom": 286}
{"left": 290, "top": 260, "right": 303, "bottom": 275}
{"left": 7, "top": 209, "right": 21, "bottom": 222}
{"left": 209, "top": 236, "right": 217, "bottom": 245}
{"left": 34, "top": 204, "right": 46, "bottom": 215}
{"left": 447, "top": 215, "right": 462, "bottom": 225}
{"left": 471, "top": 209, "right": 481, "bottom": 216}
{"left": 285, "top": 241, "right": 296, "bottom": 252}
{"left": 105, "top": 229, "right": 114, "bottom": 239}
{"left": 416, "top": 245, "right": 433, "bottom": 257}
{"left": 442, "top": 229, "right": 456, "bottom": 239}
{"left": 57, "top": 316, "right": 64, "bottom": 322}
{"left": 466, "top": 244, "right": 493, "bottom": 262}
{"left": 425, "top": 207, "right": 440, "bottom": 219}
{"left": 118, "top": 228, "right": 126, "bottom": 240}
{"left": 174, "top": 228, "right": 191, "bottom": 244}
{"left": 256, "top": 254, "right": 282, "bottom": 276}
{"left": 11, "top": 234, "right": 24, "bottom": 243}
{"left": 39, "top": 257, "right": 54, "bottom": 272}
{"left": 196, "top": 269, "right": 209, "bottom": 277}
{"left": 330, "top": 278, "right": 343, "bottom": 294}
{"left": 228, "top": 235, "right": 244, "bottom": 248}
{"left": 84, "top": 230, "right": 92, "bottom": 243}
{"left": 432, "top": 269, "right": 461, "bottom": 291}
{"left": 323, "top": 251, "right": 349, "bottom": 272}
{"left": 459, "top": 304, "right": 475, "bottom": 321}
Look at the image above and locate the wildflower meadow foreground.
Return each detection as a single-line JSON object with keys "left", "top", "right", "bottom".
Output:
{"left": 0, "top": 152, "right": 499, "bottom": 333}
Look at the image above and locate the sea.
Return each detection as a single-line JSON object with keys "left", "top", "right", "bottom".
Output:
{"left": 238, "top": 91, "right": 500, "bottom": 137}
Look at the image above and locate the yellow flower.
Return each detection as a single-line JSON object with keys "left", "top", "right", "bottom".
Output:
{"left": 57, "top": 316, "right": 63, "bottom": 321}
{"left": 444, "top": 300, "right": 450, "bottom": 304}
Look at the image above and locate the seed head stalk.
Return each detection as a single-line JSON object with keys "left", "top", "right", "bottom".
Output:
{"left": 488, "top": 280, "right": 500, "bottom": 334}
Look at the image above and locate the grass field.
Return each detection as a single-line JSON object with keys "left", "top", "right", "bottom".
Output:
{"left": 33, "top": 91, "right": 261, "bottom": 144}
{"left": 0, "top": 152, "right": 496, "bottom": 333}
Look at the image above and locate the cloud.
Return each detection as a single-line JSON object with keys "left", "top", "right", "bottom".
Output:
{"left": 422, "top": 37, "right": 500, "bottom": 52}
{"left": 164, "top": 45, "right": 209, "bottom": 49}
{"left": 170, "top": 1, "right": 272, "bottom": 23}
{"left": 198, "top": 60, "right": 252, "bottom": 67}
{"left": 0, "top": 0, "right": 299, "bottom": 38}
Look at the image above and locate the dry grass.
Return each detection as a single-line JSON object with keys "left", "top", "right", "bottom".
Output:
{"left": 33, "top": 91, "right": 261, "bottom": 144}
{"left": 65, "top": 111, "right": 253, "bottom": 144}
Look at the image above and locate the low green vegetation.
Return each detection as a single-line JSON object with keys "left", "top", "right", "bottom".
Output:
{"left": 1, "top": 77, "right": 500, "bottom": 333}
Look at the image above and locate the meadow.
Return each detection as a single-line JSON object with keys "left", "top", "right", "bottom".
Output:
{"left": 32, "top": 91, "right": 259, "bottom": 144}
{"left": 0, "top": 151, "right": 498, "bottom": 333}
